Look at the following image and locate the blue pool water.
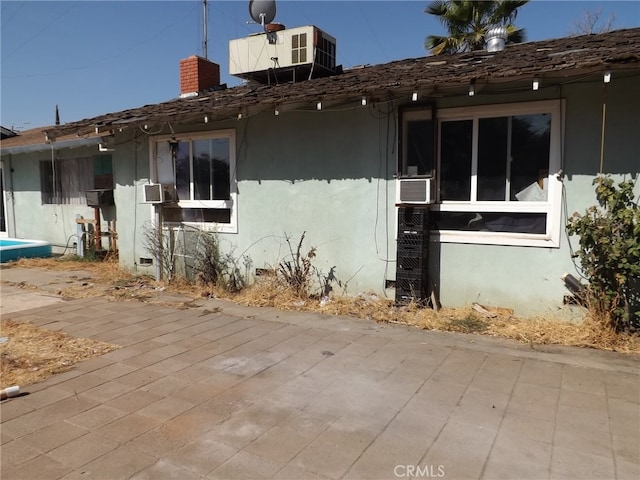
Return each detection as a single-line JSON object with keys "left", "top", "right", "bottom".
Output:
{"left": 0, "top": 238, "right": 52, "bottom": 263}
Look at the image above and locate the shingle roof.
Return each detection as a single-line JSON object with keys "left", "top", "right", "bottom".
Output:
{"left": 0, "top": 126, "right": 102, "bottom": 152}
{"left": 16, "top": 28, "right": 640, "bottom": 143}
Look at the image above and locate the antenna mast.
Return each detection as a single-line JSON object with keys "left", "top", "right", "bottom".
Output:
{"left": 202, "top": 0, "right": 208, "bottom": 59}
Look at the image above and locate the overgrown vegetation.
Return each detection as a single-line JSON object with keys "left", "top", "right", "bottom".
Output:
{"left": 567, "top": 176, "right": 640, "bottom": 333}
{"left": 192, "top": 229, "right": 252, "bottom": 293}
{"left": 278, "top": 232, "right": 316, "bottom": 297}
{"left": 277, "top": 232, "right": 344, "bottom": 299}
{"left": 141, "top": 221, "right": 181, "bottom": 282}
{"left": 141, "top": 223, "right": 252, "bottom": 292}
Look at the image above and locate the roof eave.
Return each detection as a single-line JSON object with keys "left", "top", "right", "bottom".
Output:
{"left": 0, "top": 136, "right": 103, "bottom": 155}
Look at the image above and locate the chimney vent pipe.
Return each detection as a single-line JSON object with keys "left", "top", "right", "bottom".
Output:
{"left": 486, "top": 26, "right": 507, "bottom": 52}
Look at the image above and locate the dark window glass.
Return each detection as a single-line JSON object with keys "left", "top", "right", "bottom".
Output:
{"left": 163, "top": 208, "right": 231, "bottom": 223}
{"left": 510, "top": 114, "right": 550, "bottom": 201}
{"left": 477, "top": 117, "right": 509, "bottom": 201}
{"left": 440, "top": 120, "right": 472, "bottom": 201}
{"left": 405, "top": 119, "right": 434, "bottom": 176}
{"left": 175, "top": 142, "right": 190, "bottom": 201}
{"left": 211, "top": 138, "right": 230, "bottom": 200}
{"left": 193, "top": 139, "right": 212, "bottom": 201}
{"left": 93, "top": 155, "right": 113, "bottom": 190}
{"left": 433, "top": 212, "right": 546, "bottom": 234}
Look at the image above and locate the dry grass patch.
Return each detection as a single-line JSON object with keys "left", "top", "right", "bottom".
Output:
{"left": 4, "top": 257, "right": 640, "bottom": 356}
{"left": 0, "top": 320, "right": 119, "bottom": 389}
{"left": 225, "top": 279, "right": 640, "bottom": 354}
{"left": 11, "top": 256, "right": 129, "bottom": 279}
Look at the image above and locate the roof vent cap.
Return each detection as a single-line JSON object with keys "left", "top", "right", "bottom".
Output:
{"left": 486, "top": 26, "right": 508, "bottom": 52}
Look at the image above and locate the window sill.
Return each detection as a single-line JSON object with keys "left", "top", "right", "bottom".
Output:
{"left": 177, "top": 200, "right": 233, "bottom": 209}
{"left": 432, "top": 230, "right": 560, "bottom": 248}
{"left": 162, "top": 221, "right": 237, "bottom": 234}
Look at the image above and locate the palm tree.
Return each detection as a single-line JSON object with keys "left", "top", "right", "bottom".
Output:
{"left": 425, "top": 0, "right": 529, "bottom": 55}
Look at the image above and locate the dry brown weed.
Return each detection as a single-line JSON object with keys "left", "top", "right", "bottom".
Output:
{"left": 0, "top": 320, "right": 119, "bottom": 389}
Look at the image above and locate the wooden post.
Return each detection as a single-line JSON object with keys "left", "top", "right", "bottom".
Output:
{"left": 94, "top": 207, "right": 101, "bottom": 251}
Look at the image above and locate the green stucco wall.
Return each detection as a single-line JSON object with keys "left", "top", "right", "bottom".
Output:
{"left": 110, "top": 132, "right": 152, "bottom": 275}
{"left": 3, "top": 74, "right": 638, "bottom": 316}
{"left": 1, "top": 144, "right": 107, "bottom": 251}
{"left": 228, "top": 106, "right": 397, "bottom": 297}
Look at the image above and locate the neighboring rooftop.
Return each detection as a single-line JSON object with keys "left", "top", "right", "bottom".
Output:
{"left": 1, "top": 127, "right": 18, "bottom": 140}
{"left": 3, "top": 27, "right": 639, "bottom": 145}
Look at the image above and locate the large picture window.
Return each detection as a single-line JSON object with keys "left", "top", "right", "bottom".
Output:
{"left": 152, "top": 130, "right": 237, "bottom": 233}
{"left": 401, "top": 100, "right": 563, "bottom": 247}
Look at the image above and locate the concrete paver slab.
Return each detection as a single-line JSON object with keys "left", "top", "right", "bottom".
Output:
{"left": 1, "top": 267, "right": 639, "bottom": 480}
{"left": 0, "top": 284, "right": 67, "bottom": 316}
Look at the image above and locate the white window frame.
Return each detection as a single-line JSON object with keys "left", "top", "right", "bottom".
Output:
{"left": 432, "top": 99, "right": 564, "bottom": 247}
{"left": 150, "top": 130, "right": 237, "bottom": 233}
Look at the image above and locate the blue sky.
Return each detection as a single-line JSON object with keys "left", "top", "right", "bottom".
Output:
{"left": 2, "top": 0, "right": 639, "bottom": 129}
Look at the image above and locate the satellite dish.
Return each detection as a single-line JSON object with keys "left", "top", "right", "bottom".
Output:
{"left": 249, "top": 0, "right": 276, "bottom": 27}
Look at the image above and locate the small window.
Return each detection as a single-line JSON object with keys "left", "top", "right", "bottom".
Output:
{"left": 151, "top": 130, "right": 237, "bottom": 233}
{"left": 40, "top": 155, "right": 112, "bottom": 204}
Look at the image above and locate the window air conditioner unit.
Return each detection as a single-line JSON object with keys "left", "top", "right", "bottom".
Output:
{"left": 143, "top": 183, "right": 176, "bottom": 204}
{"left": 397, "top": 178, "right": 436, "bottom": 205}
{"left": 86, "top": 189, "right": 114, "bottom": 207}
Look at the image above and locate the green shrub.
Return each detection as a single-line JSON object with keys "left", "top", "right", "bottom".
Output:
{"left": 567, "top": 176, "right": 640, "bottom": 332}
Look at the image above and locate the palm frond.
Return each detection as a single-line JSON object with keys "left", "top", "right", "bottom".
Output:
{"left": 424, "top": 0, "right": 529, "bottom": 54}
{"left": 425, "top": 34, "right": 463, "bottom": 55}
{"left": 506, "top": 26, "right": 527, "bottom": 44}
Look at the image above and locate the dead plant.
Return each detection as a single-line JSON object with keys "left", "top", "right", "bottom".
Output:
{"left": 278, "top": 232, "right": 316, "bottom": 298}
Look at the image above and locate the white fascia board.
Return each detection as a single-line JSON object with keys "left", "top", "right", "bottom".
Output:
{"left": 0, "top": 137, "right": 103, "bottom": 155}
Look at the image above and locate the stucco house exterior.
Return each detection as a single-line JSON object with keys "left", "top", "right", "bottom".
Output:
{"left": 1, "top": 27, "right": 639, "bottom": 316}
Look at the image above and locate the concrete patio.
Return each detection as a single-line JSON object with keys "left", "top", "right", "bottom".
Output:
{"left": 1, "top": 268, "right": 638, "bottom": 479}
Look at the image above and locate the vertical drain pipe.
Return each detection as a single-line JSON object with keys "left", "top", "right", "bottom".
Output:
{"left": 154, "top": 205, "right": 162, "bottom": 282}
{"left": 599, "top": 79, "right": 608, "bottom": 175}
{"left": 8, "top": 155, "right": 18, "bottom": 237}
